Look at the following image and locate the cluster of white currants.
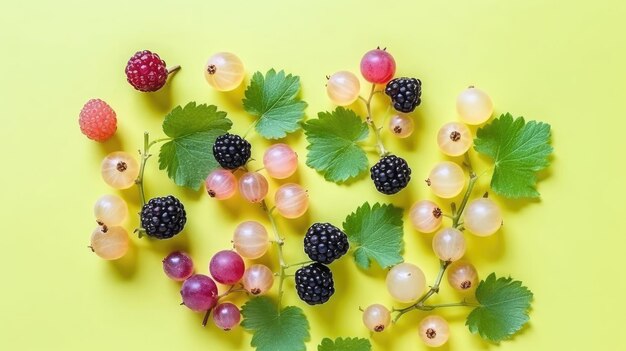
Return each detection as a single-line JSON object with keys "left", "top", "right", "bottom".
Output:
{"left": 361, "top": 86, "right": 503, "bottom": 347}
{"left": 90, "top": 151, "right": 142, "bottom": 260}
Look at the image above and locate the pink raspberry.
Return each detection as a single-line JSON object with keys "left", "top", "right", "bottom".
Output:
{"left": 78, "top": 99, "right": 117, "bottom": 142}
{"left": 125, "top": 50, "right": 179, "bottom": 92}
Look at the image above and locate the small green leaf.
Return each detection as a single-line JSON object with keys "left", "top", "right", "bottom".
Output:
{"left": 303, "top": 107, "right": 369, "bottom": 183}
{"left": 243, "top": 69, "right": 307, "bottom": 139}
{"left": 466, "top": 273, "right": 533, "bottom": 342}
{"left": 241, "top": 297, "right": 310, "bottom": 351}
{"left": 158, "top": 102, "right": 232, "bottom": 189}
{"left": 318, "top": 337, "right": 371, "bottom": 351}
{"left": 474, "top": 113, "right": 552, "bottom": 198}
{"left": 343, "top": 202, "right": 404, "bottom": 269}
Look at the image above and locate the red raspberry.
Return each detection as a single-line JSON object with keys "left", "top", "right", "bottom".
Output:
{"left": 78, "top": 99, "right": 117, "bottom": 142}
{"left": 125, "top": 50, "right": 178, "bottom": 92}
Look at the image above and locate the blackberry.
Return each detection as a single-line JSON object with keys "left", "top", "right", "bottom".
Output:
{"left": 140, "top": 195, "right": 187, "bottom": 239}
{"left": 370, "top": 155, "right": 412, "bottom": 195}
{"left": 303, "top": 223, "right": 349, "bottom": 264}
{"left": 385, "top": 77, "right": 422, "bottom": 113}
{"left": 212, "top": 133, "right": 251, "bottom": 169}
{"left": 295, "top": 263, "right": 335, "bottom": 305}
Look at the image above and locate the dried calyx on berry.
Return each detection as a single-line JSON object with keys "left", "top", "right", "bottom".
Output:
{"left": 370, "top": 155, "right": 412, "bottom": 195}
{"left": 140, "top": 195, "right": 187, "bottom": 239}
{"left": 212, "top": 133, "right": 252, "bottom": 170}
{"left": 385, "top": 77, "right": 422, "bottom": 113}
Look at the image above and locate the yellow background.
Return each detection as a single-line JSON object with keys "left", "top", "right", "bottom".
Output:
{"left": 1, "top": 0, "right": 624, "bottom": 350}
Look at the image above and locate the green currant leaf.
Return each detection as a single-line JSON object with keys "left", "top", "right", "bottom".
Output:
{"left": 303, "top": 107, "right": 369, "bottom": 183}
{"left": 318, "top": 337, "right": 371, "bottom": 351}
{"left": 466, "top": 273, "right": 533, "bottom": 342}
{"left": 243, "top": 69, "right": 307, "bottom": 139}
{"left": 158, "top": 102, "right": 232, "bottom": 190}
{"left": 241, "top": 297, "right": 310, "bottom": 351}
{"left": 343, "top": 202, "right": 404, "bottom": 269}
{"left": 474, "top": 113, "right": 552, "bottom": 198}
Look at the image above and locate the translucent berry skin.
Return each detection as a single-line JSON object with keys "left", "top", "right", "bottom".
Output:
{"left": 90, "top": 226, "right": 129, "bottom": 260}
{"left": 447, "top": 260, "right": 478, "bottom": 291}
{"left": 432, "top": 227, "right": 466, "bottom": 262}
{"left": 427, "top": 161, "right": 465, "bottom": 198}
{"left": 212, "top": 302, "right": 241, "bottom": 331}
{"left": 388, "top": 114, "right": 414, "bottom": 138}
{"left": 204, "top": 52, "right": 245, "bottom": 91}
{"left": 263, "top": 143, "right": 298, "bottom": 179}
{"left": 93, "top": 194, "right": 128, "bottom": 226}
{"left": 419, "top": 315, "right": 450, "bottom": 347}
{"left": 233, "top": 221, "right": 269, "bottom": 259}
{"left": 242, "top": 264, "right": 274, "bottom": 295}
{"left": 463, "top": 198, "right": 502, "bottom": 237}
{"left": 386, "top": 263, "right": 426, "bottom": 303}
{"left": 239, "top": 172, "right": 269, "bottom": 203}
{"left": 78, "top": 99, "right": 117, "bottom": 142}
{"left": 162, "top": 251, "right": 194, "bottom": 281}
{"left": 456, "top": 86, "right": 494, "bottom": 125}
{"left": 100, "top": 151, "right": 140, "bottom": 189}
{"left": 180, "top": 274, "right": 218, "bottom": 312}
{"left": 274, "top": 183, "right": 309, "bottom": 218}
{"left": 360, "top": 48, "right": 396, "bottom": 84}
{"left": 409, "top": 200, "right": 443, "bottom": 233}
{"left": 362, "top": 304, "right": 391, "bottom": 332}
{"left": 209, "top": 250, "right": 245, "bottom": 285}
{"left": 125, "top": 50, "right": 170, "bottom": 92}
{"left": 326, "top": 71, "right": 361, "bottom": 106}
{"left": 205, "top": 169, "right": 238, "bottom": 200}
{"left": 437, "top": 122, "right": 472, "bottom": 156}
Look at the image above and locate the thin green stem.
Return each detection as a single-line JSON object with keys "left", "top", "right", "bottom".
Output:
{"left": 135, "top": 132, "right": 151, "bottom": 206}
{"left": 451, "top": 152, "right": 478, "bottom": 228}
{"left": 285, "top": 260, "right": 314, "bottom": 269}
{"left": 359, "top": 84, "right": 389, "bottom": 157}
{"left": 134, "top": 132, "right": 170, "bottom": 236}
{"left": 423, "top": 301, "right": 480, "bottom": 309}
{"left": 261, "top": 200, "right": 287, "bottom": 309}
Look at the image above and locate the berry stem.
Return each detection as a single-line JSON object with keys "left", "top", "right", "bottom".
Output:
{"left": 359, "top": 84, "right": 390, "bottom": 157}
{"left": 134, "top": 132, "right": 171, "bottom": 235}
{"left": 452, "top": 152, "right": 478, "bottom": 229}
{"left": 261, "top": 199, "right": 288, "bottom": 309}
{"left": 167, "top": 65, "right": 181, "bottom": 75}
{"left": 284, "top": 260, "right": 314, "bottom": 269}
{"left": 136, "top": 132, "right": 152, "bottom": 207}
{"left": 202, "top": 308, "right": 211, "bottom": 327}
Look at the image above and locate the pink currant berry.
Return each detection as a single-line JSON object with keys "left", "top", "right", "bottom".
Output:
{"left": 360, "top": 47, "right": 396, "bottom": 84}
{"left": 125, "top": 50, "right": 180, "bottom": 92}
{"left": 78, "top": 99, "right": 117, "bottom": 142}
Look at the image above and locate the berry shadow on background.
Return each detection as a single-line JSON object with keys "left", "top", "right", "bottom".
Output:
{"left": 137, "top": 72, "right": 178, "bottom": 114}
